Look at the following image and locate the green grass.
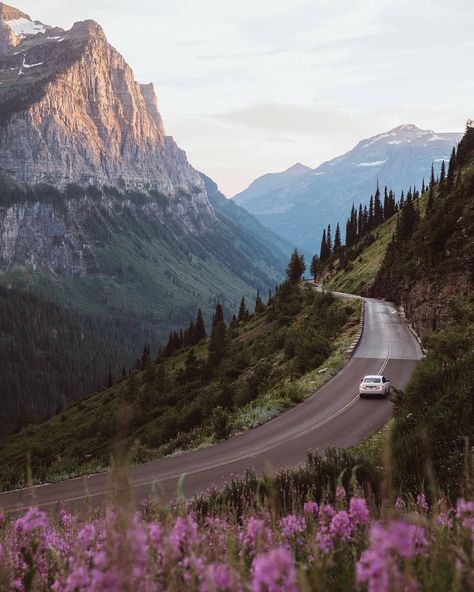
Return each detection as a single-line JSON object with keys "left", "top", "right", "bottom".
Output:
{"left": 325, "top": 216, "right": 397, "bottom": 294}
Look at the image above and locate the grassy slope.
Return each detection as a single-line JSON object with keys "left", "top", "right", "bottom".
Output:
{"left": 325, "top": 194, "right": 429, "bottom": 295}
{"left": 325, "top": 216, "right": 397, "bottom": 294}
{"left": 0, "top": 285, "right": 361, "bottom": 491}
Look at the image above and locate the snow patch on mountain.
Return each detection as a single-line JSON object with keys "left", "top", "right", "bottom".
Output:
{"left": 360, "top": 133, "right": 396, "bottom": 149}
{"left": 6, "top": 18, "right": 45, "bottom": 37}
{"left": 355, "top": 160, "right": 387, "bottom": 167}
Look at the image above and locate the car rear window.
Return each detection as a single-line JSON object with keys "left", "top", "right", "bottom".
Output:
{"left": 363, "top": 377, "right": 381, "bottom": 383}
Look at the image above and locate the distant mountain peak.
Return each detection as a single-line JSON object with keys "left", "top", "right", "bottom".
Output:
{"left": 284, "top": 162, "right": 311, "bottom": 175}
{"left": 391, "top": 123, "right": 422, "bottom": 133}
{"left": 234, "top": 123, "right": 462, "bottom": 252}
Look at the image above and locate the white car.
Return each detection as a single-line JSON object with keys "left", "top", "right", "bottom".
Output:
{"left": 359, "top": 375, "right": 390, "bottom": 398}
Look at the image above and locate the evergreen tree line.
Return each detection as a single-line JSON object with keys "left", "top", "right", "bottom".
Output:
{"left": 117, "top": 247, "right": 310, "bottom": 383}
{"left": 375, "top": 123, "right": 474, "bottom": 495}
{"left": 127, "top": 289, "right": 272, "bottom": 375}
{"left": 380, "top": 141, "right": 473, "bottom": 278}
{"left": 308, "top": 166, "right": 453, "bottom": 280}
{"left": 0, "top": 287, "right": 152, "bottom": 436}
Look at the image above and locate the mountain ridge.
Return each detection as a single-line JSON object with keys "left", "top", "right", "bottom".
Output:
{"left": 234, "top": 123, "right": 462, "bottom": 253}
{"left": 0, "top": 4, "right": 289, "bottom": 433}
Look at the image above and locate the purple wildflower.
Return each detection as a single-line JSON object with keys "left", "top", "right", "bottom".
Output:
{"left": 329, "top": 510, "right": 352, "bottom": 542}
{"left": 349, "top": 497, "right": 369, "bottom": 526}
{"left": 416, "top": 493, "right": 429, "bottom": 513}
{"left": 303, "top": 501, "right": 318, "bottom": 516}
{"left": 15, "top": 506, "right": 48, "bottom": 534}
{"left": 250, "top": 547, "right": 298, "bottom": 592}
{"left": 280, "top": 515, "right": 306, "bottom": 538}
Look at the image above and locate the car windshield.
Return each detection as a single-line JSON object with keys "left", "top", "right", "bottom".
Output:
{"left": 363, "top": 377, "right": 381, "bottom": 383}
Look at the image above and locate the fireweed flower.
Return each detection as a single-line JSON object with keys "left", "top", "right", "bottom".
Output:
{"left": 329, "top": 510, "right": 352, "bottom": 542}
{"left": 240, "top": 517, "right": 273, "bottom": 553}
{"left": 204, "top": 562, "right": 240, "bottom": 591}
{"left": 250, "top": 546, "right": 298, "bottom": 592}
{"left": 416, "top": 493, "right": 429, "bottom": 514}
{"left": 303, "top": 501, "right": 318, "bottom": 516}
{"left": 356, "top": 520, "right": 427, "bottom": 592}
{"left": 280, "top": 515, "right": 306, "bottom": 538}
{"left": 15, "top": 506, "right": 48, "bottom": 534}
{"left": 349, "top": 497, "right": 369, "bottom": 526}
{"left": 315, "top": 503, "right": 336, "bottom": 554}
{"left": 169, "top": 515, "right": 199, "bottom": 557}
{"left": 59, "top": 509, "right": 73, "bottom": 529}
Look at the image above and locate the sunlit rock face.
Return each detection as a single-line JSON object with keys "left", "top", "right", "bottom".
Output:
{"left": 0, "top": 11, "right": 211, "bottom": 208}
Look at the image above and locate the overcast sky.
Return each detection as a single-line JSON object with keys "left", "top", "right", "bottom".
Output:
{"left": 18, "top": 0, "right": 474, "bottom": 195}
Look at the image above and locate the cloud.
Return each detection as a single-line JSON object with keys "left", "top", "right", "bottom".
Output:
{"left": 214, "top": 102, "right": 368, "bottom": 140}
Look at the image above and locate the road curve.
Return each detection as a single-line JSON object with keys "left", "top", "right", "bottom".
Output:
{"left": 0, "top": 294, "right": 422, "bottom": 512}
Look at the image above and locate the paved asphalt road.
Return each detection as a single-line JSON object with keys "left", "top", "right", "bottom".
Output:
{"left": 0, "top": 294, "right": 422, "bottom": 512}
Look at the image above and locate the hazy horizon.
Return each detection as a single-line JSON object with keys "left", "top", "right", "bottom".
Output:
{"left": 14, "top": 0, "right": 473, "bottom": 195}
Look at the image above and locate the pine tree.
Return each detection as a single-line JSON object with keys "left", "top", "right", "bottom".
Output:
{"left": 334, "top": 223, "right": 342, "bottom": 254}
{"left": 326, "top": 224, "right": 332, "bottom": 253}
{"left": 141, "top": 343, "right": 150, "bottom": 369}
{"left": 254, "top": 290, "right": 265, "bottom": 314}
{"left": 310, "top": 254, "right": 320, "bottom": 282}
{"left": 183, "top": 321, "right": 195, "bottom": 346}
{"left": 238, "top": 297, "right": 249, "bottom": 322}
{"left": 368, "top": 195, "right": 374, "bottom": 230}
{"left": 374, "top": 184, "right": 383, "bottom": 226}
{"left": 439, "top": 160, "right": 447, "bottom": 198}
{"left": 208, "top": 318, "right": 227, "bottom": 366}
{"left": 426, "top": 164, "right": 435, "bottom": 216}
{"left": 181, "top": 348, "right": 199, "bottom": 383}
{"left": 383, "top": 187, "right": 389, "bottom": 221}
{"left": 397, "top": 191, "right": 417, "bottom": 241}
{"left": 286, "top": 249, "right": 306, "bottom": 283}
{"left": 213, "top": 304, "right": 224, "bottom": 328}
{"left": 446, "top": 147, "right": 456, "bottom": 194}
{"left": 195, "top": 308, "right": 206, "bottom": 342}
{"left": 358, "top": 204, "right": 364, "bottom": 236}
{"left": 399, "top": 191, "right": 405, "bottom": 210}
{"left": 121, "top": 366, "right": 127, "bottom": 379}
{"left": 320, "top": 229, "right": 328, "bottom": 261}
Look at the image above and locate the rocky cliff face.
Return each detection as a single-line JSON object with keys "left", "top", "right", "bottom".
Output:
{"left": 0, "top": 4, "right": 226, "bottom": 278}
{"left": 0, "top": 9, "right": 213, "bottom": 221}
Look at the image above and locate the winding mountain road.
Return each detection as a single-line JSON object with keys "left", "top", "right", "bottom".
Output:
{"left": 0, "top": 293, "right": 422, "bottom": 512}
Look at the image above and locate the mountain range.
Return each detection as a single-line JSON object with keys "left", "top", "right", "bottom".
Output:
{"left": 0, "top": 2, "right": 288, "bottom": 320}
{"left": 0, "top": 3, "right": 289, "bottom": 431}
{"left": 233, "top": 124, "right": 462, "bottom": 254}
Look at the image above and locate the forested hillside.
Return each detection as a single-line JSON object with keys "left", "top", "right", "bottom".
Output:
{"left": 0, "top": 287, "right": 151, "bottom": 435}
{"left": 376, "top": 124, "right": 474, "bottom": 493}
{"left": 314, "top": 122, "right": 474, "bottom": 495}
{"left": 0, "top": 281, "right": 361, "bottom": 491}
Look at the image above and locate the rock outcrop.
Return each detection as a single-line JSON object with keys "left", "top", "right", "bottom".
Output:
{"left": 0, "top": 9, "right": 213, "bottom": 223}
{"left": 0, "top": 5, "right": 226, "bottom": 277}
